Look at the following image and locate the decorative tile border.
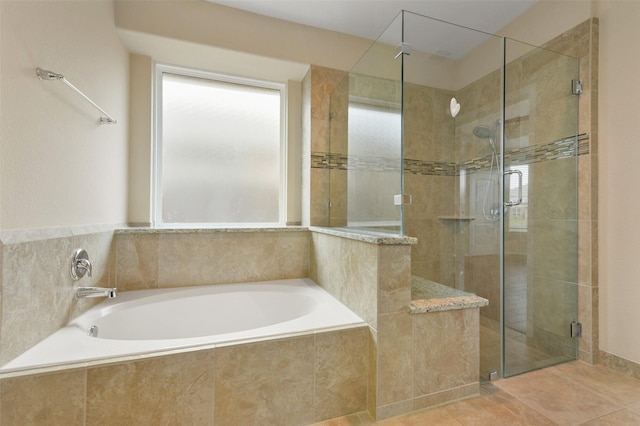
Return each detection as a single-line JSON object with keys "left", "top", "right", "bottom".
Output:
{"left": 312, "top": 133, "right": 590, "bottom": 177}
{"left": 404, "top": 159, "right": 456, "bottom": 176}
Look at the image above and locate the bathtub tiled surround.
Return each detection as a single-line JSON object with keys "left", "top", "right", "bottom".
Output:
{"left": 0, "top": 327, "right": 369, "bottom": 425}
{"left": 0, "top": 226, "right": 371, "bottom": 424}
{"left": 0, "top": 226, "right": 310, "bottom": 367}
{"left": 310, "top": 227, "right": 485, "bottom": 420}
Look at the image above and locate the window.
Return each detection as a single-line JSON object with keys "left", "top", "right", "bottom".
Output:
{"left": 155, "top": 65, "right": 285, "bottom": 226}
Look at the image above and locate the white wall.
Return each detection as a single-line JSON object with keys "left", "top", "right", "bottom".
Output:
{"left": 594, "top": 0, "right": 640, "bottom": 365}
{"left": 0, "top": 1, "right": 129, "bottom": 230}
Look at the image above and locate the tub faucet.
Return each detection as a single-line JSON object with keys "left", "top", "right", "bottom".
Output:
{"left": 75, "top": 287, "right": 118, "bottom": 299}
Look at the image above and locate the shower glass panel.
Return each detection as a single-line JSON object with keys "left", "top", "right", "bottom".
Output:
{"left": 328, "top": 13, "right": 403, "bottom": 234}
{"left": 401, "top": 10, "right": 503, "bottom": 289}
{"left": 401, "top": 11, "right": 506, "bottom": 380}
{"left": 328, "top": 10, "right": 580, "bottom": 380}
{"left": 502, "top": 38, "right": 579, "bottom": 377}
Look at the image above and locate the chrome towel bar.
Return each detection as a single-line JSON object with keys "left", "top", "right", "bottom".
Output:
{"left": 36, "top": 67, "right": 117, "bottom": 124}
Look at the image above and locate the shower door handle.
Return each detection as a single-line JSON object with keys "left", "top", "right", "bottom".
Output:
{"left": 504, "top": 169, "right": 523, "bottom": 207}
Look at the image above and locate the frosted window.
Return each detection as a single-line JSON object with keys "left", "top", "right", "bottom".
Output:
{"left": 160, "top": 72, "right": 282, "bottom": 224}
{"left": 347, "top": 103, "right": 402, "bottom": 226}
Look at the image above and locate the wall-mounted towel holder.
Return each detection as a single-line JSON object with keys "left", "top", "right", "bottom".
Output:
{"left": 36, "top": 67, "right": 117, "bottom": 124}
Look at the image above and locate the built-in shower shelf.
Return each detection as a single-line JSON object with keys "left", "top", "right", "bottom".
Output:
{"left": 438, "top": 216, "right": 475, "bottom": 221}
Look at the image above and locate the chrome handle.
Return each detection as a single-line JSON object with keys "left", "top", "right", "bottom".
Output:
{"left": 504, "top": 169, "right": 523, "bottom": 207}
{"left": 71, "top": 248, "right": 92, "bottom": 280}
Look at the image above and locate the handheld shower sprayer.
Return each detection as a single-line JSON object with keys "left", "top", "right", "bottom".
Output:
{"left": 472, "top": 119, "right": 500, "bottom": 149}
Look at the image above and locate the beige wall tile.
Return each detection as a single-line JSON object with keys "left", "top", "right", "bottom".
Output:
{"left": 368, "top": 327, "right": 377, "bottom": 419}
{"left": 311, "top": 66, "right": 347, "bottom": 122}
{"left": 312, "top": 117, "right": 330, "bottom": 154}
{"left": 465, "top": 255, "right": 500, "bottom": 321}
{"left": 156, "top": 231, "right": 309, "bottom": 287}
{"left": 215, "top": 336, "right": 314, "bottom": 425}
{"left": 114, "top": 232, "right": 159, "bottom": 291}
{"left": 310, "top": 232, "right": 378, "bottom": 327}
{"left": 1, "top": 236, "right": 73, "bottom": 365}
{"left": 311, "top": 168, "right": 331, "bottom": 226}
{"left": 578, "top": 220, "right": 592, "bottom": 287}
{"left": 528, "top": 219, "right": 578, "bottom": 284}
{"left": 413, "top": 309, "right": 479, "bottom": 396}
{"left": 527, "top": 158, "right": 578, "bottom": 221}
{"left": 86, "top": 350, "right": 215, "bottom": 425}
{"left": 329, "top": 169, "right": 348, "bottom": 227}
{"left": 314, "top": 327, "right": 369, "bottom": 422}
{"left": 377, "top": 312, "right": 413, "bottom": 406}
{"left": 302, "top": 70, "right": 312, "bottom": 227}
{"left": 0, "top": 227, "right": 117, "bottom": 365}
{"left": 377, "top": 245, "right": 411, "bottom": 314}
{"left": 1, "top": 370, "right": 86, "bottom": 425}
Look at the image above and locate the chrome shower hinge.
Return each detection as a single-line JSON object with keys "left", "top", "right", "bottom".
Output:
{"left": 570, "top": 321, "right": 582, "bottom": 338}
{"left": 572, "top": 79, "right": 583, "bottom": 95}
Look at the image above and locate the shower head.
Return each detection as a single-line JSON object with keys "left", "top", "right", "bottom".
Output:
{"left": 473, "top": 125, "right": 493, "bottom": 140}
{"left": 473, "top": 120, "right": 500, "bottom": 148}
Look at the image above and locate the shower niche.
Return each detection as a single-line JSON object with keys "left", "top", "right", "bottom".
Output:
{"left": 328, "top": 11, "right": 580, "bottom": 380}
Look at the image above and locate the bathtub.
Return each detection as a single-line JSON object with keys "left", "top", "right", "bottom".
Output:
{"left": 1, "top": 278, "right": 365, "bottom": 375}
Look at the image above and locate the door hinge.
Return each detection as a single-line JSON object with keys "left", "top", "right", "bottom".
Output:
{"left": 572, "top": 79, "right": 583, "bottom": 95}
{"left": 571, "top": 321, "right": 582, "bottom": 338}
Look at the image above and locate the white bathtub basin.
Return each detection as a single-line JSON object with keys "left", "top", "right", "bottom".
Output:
{"left": 92, "top": 284, "right": 317, "bottom": 340}
{"left": 1, "top": 278, "right": 365, "bottom": 375}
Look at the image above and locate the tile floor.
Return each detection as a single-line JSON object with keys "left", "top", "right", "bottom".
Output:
{"left": 313, "top": 361, "right": 640, "bottom": 425}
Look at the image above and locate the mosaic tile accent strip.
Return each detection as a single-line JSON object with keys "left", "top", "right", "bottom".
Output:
{"left": 404, "top": 159, "right": 457, "bottom": 176}
{"left": 312, "top": 133, "right": 590, "bottom": 177}
{"left": 312, "top": 152, "right": 401, "bottom": 172}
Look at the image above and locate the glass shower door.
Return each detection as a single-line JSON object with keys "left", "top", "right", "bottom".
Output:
{"left": 502, "top": 39, "right": 580, "bottom": 376}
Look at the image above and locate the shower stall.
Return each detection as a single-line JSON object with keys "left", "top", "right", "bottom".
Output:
{"left": 328, "top": 11, "right": 579, "bottom": 380}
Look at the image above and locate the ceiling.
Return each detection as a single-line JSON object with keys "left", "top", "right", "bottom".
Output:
{"left": 211, "top": 0, "right": 538, "bottom": 57}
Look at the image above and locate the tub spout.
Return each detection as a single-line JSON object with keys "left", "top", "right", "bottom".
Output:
{"left": 75, "top": 287, "right": 118, "bottom": 299}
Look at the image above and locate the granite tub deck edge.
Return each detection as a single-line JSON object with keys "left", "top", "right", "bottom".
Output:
{"left": 409, "top": 276, "right": 489, "bottom": 314}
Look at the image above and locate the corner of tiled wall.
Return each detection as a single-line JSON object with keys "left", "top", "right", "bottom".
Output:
{"left": 303, "top": 65, "right": 348, "bottom": 227}
{"left": 0, "top": 225, "right": 119, "bottom": 365}
{"left": 526, "top": 18, "right": 599, "bottom": 365}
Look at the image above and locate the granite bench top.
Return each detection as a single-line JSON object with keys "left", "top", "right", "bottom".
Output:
{"left": 409, "top": 276, "right": 489, "bottom": 314}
